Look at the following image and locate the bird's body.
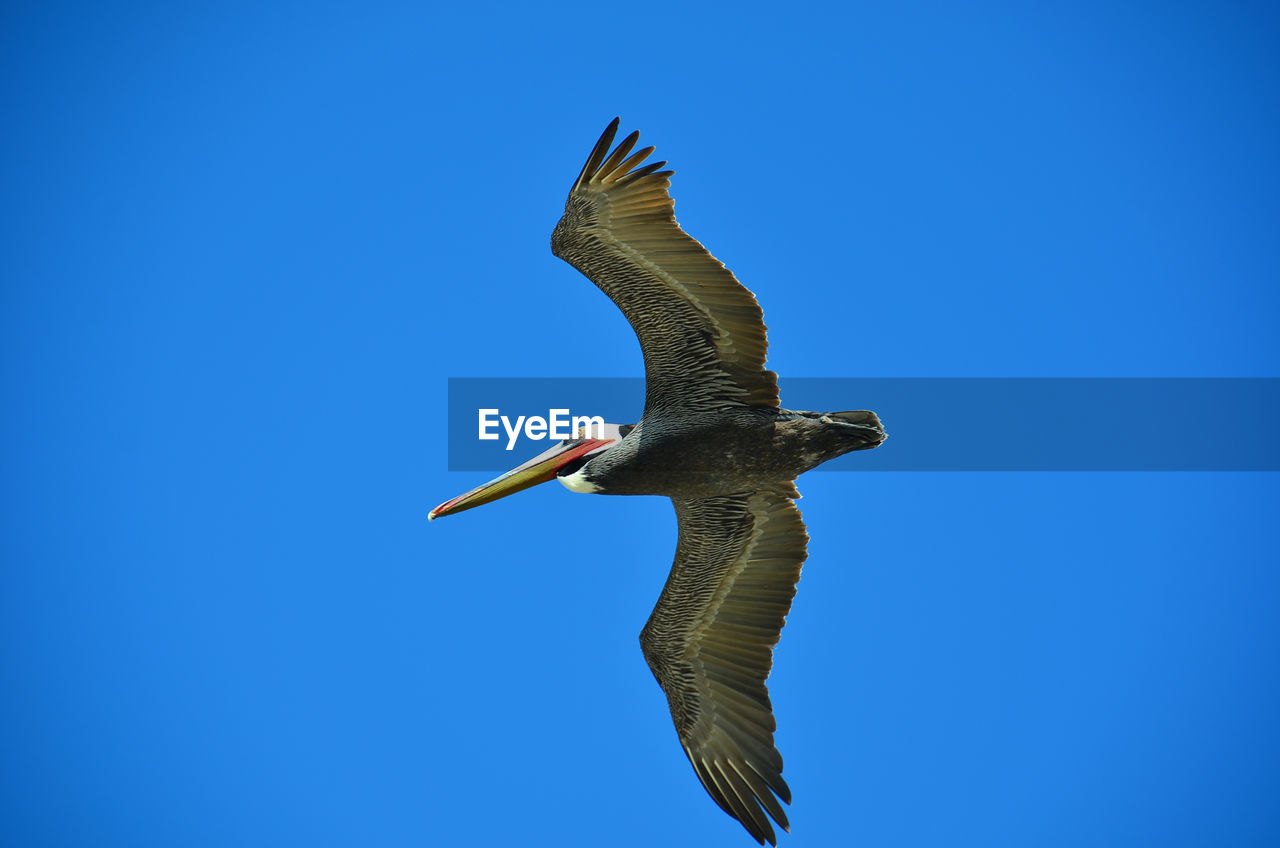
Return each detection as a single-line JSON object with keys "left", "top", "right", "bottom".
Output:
{"left": 564, "top": 408, "right": 883, "bottom": 497}
{"left": 430, "top": 119, "right": 885, "bottom": 845}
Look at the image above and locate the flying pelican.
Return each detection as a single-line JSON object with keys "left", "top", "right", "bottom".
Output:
{"left": 430, "top": 119, "right": 886, "bottom": 845}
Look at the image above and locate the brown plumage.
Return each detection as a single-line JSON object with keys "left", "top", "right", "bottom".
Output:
{"left": 639, "top": 491, "right": 807, "bottom": 844}
{"left": 549, "top": 120, "right": 884, "bottom": 844}
{"left": 552, "top": 119, "right": 780, "bottom": 413}
{"left": 431, "top": 119, "right": 885, "bottom": 845}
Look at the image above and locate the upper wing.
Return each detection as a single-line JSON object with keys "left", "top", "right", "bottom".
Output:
{"left": 551, "top": 119, "right": 780, "bottom": 414}
{"left": 639, "top": 489, "right": 808, "bottom": 845}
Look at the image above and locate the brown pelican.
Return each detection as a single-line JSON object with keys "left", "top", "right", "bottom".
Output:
{"left": 430, "top": 119, "right": 886, "bottom": 845}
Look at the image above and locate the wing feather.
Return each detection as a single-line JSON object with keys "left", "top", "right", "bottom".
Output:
{"left": 552, "top": 119, "right": 780, "bottom": 413}
{"left": 639, "top": 490, "right": 808, "bottom": 845}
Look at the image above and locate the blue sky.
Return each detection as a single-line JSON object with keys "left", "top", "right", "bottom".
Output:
{"left": 3, "top": 2, "right": 1278, "bottom": 846}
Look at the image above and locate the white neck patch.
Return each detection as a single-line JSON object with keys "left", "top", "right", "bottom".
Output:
{"left": 558, "top": 465, "right": 603, "bottom": 494}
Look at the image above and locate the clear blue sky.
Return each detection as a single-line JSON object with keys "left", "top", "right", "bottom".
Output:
{"left": 3, "top": 2, "right": 1278, "bottom": 846}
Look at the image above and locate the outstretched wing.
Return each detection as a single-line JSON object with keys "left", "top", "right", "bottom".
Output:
{"left": 551, "top": 118, "right": 780, "bottom": 414}
{"left": 639, "top": 489, "right": 808, "bottom": 845}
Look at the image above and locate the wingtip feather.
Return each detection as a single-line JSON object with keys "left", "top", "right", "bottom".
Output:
{"left": 598, "top": 129, "right": 641, "bottom": 178}
{"left": 571, "top": 117, "right": 622, "bottom": 190}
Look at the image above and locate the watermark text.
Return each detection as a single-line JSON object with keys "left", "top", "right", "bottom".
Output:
{"left": 478, "top": 408, "right": 607, "bottom": 450}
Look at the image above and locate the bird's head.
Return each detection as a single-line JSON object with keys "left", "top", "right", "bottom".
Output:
{"left": 428, "top": 423, "right": 627, "bottom": 520}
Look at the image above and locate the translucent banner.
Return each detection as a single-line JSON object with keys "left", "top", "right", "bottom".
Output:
{"left": 444, "top": 378, "right": 1280, "bottom": 471}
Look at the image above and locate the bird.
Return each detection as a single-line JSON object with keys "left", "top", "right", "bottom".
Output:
{"left": 429, "top": 119, "right": 886, "bottom": 845}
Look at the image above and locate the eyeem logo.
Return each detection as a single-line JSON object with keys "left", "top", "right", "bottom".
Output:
{"left": 478, "top": 408, "right": 607, "bottom": 450}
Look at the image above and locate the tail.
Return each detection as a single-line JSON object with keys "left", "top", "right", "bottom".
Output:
{"left": 826, "top": 410, "right": 886, "bottom": 452}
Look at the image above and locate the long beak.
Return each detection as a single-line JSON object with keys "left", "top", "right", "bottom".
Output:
{"left": 429, "top": 437, "right": 613, "bottom": 520}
